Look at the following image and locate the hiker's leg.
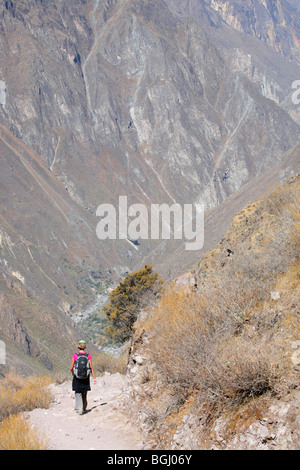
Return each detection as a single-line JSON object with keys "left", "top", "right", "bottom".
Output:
{"left": 82, "top": 391, "right": 87, "bottom": 412}
{"left": 74, "top": 392, "right": 83, "bottom": 413}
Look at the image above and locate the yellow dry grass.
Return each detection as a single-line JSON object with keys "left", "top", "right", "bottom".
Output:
{"left": 0, "top": 414, "right": 48, "bottom": 450}
{"left": 0, "top": 372, "right": 52, "bottom": 450}
{"left": 0, "top": 374, "right": 52, "bottom": 421}
{"left": 93, "top": 347, "right": 129, "bottom": 375}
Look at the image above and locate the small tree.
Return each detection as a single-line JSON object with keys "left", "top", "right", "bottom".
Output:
{"left": 104, "top": 265, "right": 162, "bottom": 343}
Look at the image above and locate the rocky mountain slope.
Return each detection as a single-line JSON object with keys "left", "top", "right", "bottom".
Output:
{"left": 0, "top": 0, "right": 299, "bottom": 374}
{"left": 287, "top": 0, "right": 300, "bottom": 10}
{"left": 125, "top": 176, "right": 300, "bottom": 450}
{"left": 207, "top": 0, "right": 300, "bottom": 62}
{"left": 167, "top": 0, "right": 300, "bottom": 120}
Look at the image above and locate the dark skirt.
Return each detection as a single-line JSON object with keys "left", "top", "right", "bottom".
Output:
{"left": 72, "top": 374, "right": 91, "bottom": 392}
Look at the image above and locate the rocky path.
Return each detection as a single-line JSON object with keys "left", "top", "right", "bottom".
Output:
{"left": 27, "top": 373, "right": 143, "bottom": 451}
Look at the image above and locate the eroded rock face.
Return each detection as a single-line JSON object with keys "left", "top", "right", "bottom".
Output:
{"left": 207, "top": 0, "right": 300, "bottom": 62}
{"left": 167, "top": 0, "right": 300, "bottom": 63}
{"left": 166, "top": 0, "right": 300, "bottom": 121}
{"left": 0, "top": 292, "right": 36, "bottom": 357}
{"left": 0, "top": 0, "right": 298, "bottom": 215}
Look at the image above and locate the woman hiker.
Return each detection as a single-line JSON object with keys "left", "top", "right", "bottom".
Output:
{"left": 70, "top": 340, "right": 97, "bottom": 415}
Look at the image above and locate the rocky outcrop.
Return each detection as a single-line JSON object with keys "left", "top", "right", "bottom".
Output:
{"left": 124, "top": 177, "right": 300, "bottom": 450}
{"left": 0, "top": 292, "right": 37, "bottom": 358}
{"left": 166, "top": 0, "right": 300, "bottom": 118}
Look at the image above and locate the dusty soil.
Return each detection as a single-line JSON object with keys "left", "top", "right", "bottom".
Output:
{"left": 26, "top": 372, "right": 143, "bottom": 450}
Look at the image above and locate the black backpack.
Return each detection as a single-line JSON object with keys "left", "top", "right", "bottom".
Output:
{"left": 74, "top": 352, "right": 90, "bottom": 379}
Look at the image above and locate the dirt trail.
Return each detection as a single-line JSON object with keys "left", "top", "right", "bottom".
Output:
{"left": 27, "top": 373, "right": 143, "bottom": 451}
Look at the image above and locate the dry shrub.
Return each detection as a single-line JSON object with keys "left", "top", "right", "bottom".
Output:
{"left": 0, "top": 414, "right": 47, "bottom": 450}
{"left": 146, "top": 288, "right": 211, "bottom": 392}
{"left": 0, "top": 373, "right": 52, "bottom": 422}
{"left": 277, "top": 270, "right": 300, "bottom": 349}
{"left": 285, "top": 184, "right": 300, "bottom": 255}
{"left": 146, "top": 287, "right": 222, "bottom": 395}
{"left": 265, "top": 179, "right": 300, "bottom": 263}
{"left": 197, "top": 342, "right": 279, "bottom": 415}
{"left": 146, "top": 284, "right": 280, "bottom": 415}
{"left": 93, "top": 348, "right": 129, "bottom": 375}
{"left": 1, "top": 370, "right": 26, "bottom": 390}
